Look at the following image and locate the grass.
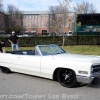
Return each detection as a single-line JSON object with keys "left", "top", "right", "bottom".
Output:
{"left": 63, "top": 45, "right": 100, "bottom": 55}
{"left": 6, "top": 45, "right": 100, "bottom": 56}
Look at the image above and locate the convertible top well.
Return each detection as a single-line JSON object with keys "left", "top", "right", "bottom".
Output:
{"left": 6, "top": 50, "right": 35, "bottom": 55}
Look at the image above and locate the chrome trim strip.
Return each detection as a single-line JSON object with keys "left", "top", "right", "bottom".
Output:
{"left": 93, "top": 67, "right": 100, "bottom": 69}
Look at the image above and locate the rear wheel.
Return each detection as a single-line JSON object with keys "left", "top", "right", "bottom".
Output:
{"left": 0, "top": 66, "right": 11, "bottom": 73}
{"left": 57, "top": 69, "right": 77, "bottom": 88}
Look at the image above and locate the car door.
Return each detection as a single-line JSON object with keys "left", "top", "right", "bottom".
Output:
{"left": 40, "top": 55, "right": 55, "bottom": 79}
{"left": 14, "top": 55, "right": 42, "bottom": 76}
{"left": 0, "top": 53, "right": 18, "bottom": 68}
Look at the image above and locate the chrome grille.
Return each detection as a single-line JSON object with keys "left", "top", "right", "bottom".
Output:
{"left": 92, "top": 65, "right": 100, "bottom": 73}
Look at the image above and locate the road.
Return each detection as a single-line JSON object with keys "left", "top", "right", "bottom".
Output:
{"left": 0, "top": 71, "right": 100, "bottom": 100}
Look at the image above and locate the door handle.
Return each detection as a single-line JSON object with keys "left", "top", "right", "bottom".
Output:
{"left": 18, "top": 57, "right": 21, "bottom": 58}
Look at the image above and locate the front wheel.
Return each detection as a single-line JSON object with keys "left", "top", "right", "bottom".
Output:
{"left": 57, "top": 69, "right": 77, "bottom": 88}
{"left": 0, "top": 66, "right": 11, "bottom": 73}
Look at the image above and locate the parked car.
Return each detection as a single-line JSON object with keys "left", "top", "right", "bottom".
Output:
{"left": 48, "top": 32, "right": 56, "bottom": 36}
{"left": 17, "top": 33, "right": 37, "bottom": 37}
{"left": 0, "top": 44, "right": 100, "bottom": 88}
{"left": 66, "top": 31, "right": 73, "bottom": 36}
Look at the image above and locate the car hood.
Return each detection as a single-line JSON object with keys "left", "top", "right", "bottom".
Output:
{"left": 53, "top": 53, "right": 100, "bottom": 63}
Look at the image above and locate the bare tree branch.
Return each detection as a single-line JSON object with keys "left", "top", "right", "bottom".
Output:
{"left": 7, "top": 4, "right": 23, "bottom": 33}
{"left": 0, "top": 0, "right": 4, "bottom": 32}
{"left": 49, "top": 0, "right": 71, "bottom": 34}
{"left": 0, "top": 0, "right": 3, "bottom": 12}
{"left": 49, "top": 0, "right": 72, "bottom": 48}
{"left": 74, "top": 1, "right": 97, "bottom": 14}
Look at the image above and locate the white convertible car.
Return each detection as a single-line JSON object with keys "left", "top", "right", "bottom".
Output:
{"left": 0, "top": 44, "right": 100, "bottom": 88}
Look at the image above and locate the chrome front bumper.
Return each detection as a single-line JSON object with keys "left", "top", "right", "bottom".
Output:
{"left": 76, "top": 71, "right": 100, "bottom": 84}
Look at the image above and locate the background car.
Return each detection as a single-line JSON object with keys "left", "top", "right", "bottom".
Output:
{"left": 48, "top": 32, "right": 56, "bottom": 36}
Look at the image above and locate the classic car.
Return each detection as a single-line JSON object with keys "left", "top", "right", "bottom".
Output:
{"left": 0, "top": 44, "right": 100, "bottom": 88}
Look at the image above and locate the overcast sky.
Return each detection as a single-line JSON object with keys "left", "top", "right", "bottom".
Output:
{"left": 3, "top": 0, "right": 100, "bottom": 13}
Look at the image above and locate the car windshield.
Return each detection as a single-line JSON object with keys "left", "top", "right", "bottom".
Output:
{"left": 38, "top": 44, "right": 66, "bottom": 56}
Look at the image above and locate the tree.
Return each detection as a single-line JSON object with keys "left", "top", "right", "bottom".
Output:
{"left": 49, "top": 0, "right": 72, "bottom": 34}
{"left": 74, "top": 1, "right": 97, "bottom": 14}
{"left": 49, "top": 0, "right": 72, "bottom": 47}
{"left": 49, "top": 6, "right": 66, "bottom": 34}
{"left": 7, "top": 4, "right": 23, "bottom": 33}
{"left": 0, "top": 0, "right": 3, "bottom": 12}
{"left": 0, "top": 0, "right": 4, "bottom": 33}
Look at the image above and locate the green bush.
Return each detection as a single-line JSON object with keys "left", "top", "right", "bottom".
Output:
{"left": 0, "top": 35, "right": 100, "bottom": 47}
